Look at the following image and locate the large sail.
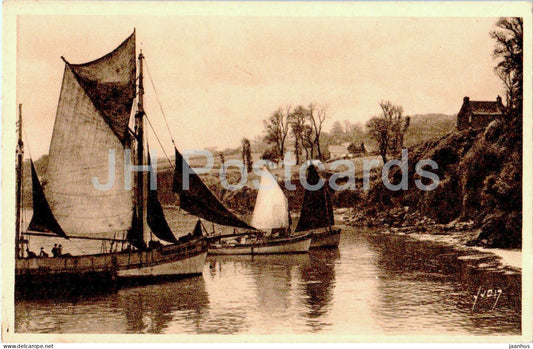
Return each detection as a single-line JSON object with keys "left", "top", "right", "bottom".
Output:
{"left": 295, "top": 165, "right": 334, "bottom": 232}
{"left": 28, "top": 161, "right": 68, "bottom": 239}
{"left": 44, "top": 33, "right": 136, "bottom": 238}
{"left": 67, "top": 33, "right": 136, "bottom": 143}
{"left": 250, "top": 167, "right": 289, "bottom": 230}
{"left": 172, "top": 148, "right": 252, "bottom": 229}
{"left": 147, "top": 154, "right": 179, "bottom": 244}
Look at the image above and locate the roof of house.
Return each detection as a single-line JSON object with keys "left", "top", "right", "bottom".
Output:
{"left": 468, "top": 101, "right": 504, "bottom": 116}
{"left": 328, "top": 145, "right": 349, "bottom": 154}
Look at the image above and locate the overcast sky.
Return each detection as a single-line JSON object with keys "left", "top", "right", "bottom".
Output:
{"left": 17, "top": 15, "right": 503, "bottom": 158}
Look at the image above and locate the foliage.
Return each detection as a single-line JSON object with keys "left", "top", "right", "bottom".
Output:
{"left": 491, "top": 17, "right": 523, "bottom": 118}
{"left": 366, "top": 101, "right": 410, "bottom": 163}
{"left": 288, "top": 105, "right": 308, "bottom": 164}
{"left": 263, "top": 106, "right": 291, "bottom": 161}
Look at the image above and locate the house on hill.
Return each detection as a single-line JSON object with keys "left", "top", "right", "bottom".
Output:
{"left": 328, "top": 143, "right": 351, "bottom": 159}
{"left": 456, "top": 96, "right": 504, "bottom": 131}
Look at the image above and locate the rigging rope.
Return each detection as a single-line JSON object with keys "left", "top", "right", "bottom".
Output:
{"left": 144, "top": 58, "right": 177, "bottom": 147}
{"left": 20, "top": 127, "right": 35, "bottom": 230}
{"left": 145, "top": 114, "right": 174, "bottom": 169}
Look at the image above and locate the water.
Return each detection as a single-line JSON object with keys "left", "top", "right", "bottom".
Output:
{"left": 15, "top": 221, "right": 521, "bottom": 335}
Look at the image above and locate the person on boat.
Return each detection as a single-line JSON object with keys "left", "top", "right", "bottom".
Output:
{"left": 51, "top": 244, "right": 58, "bottom": 257}
{"left": 26, "top": 248, "right": 36, "bottom": 258}
{"left": 57, "top": 244, "right": 63, "bottom": 256}
{"left": 39, "top": 247, "right": 48, "bottom": 257}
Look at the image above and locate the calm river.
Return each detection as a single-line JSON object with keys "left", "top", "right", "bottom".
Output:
{"left": 15, "top": 219, "right": 521, "bottom": 335}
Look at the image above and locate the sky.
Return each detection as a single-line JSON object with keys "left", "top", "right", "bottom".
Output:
{"left": 17, "top": 15, "right": 504, "bottom": 159}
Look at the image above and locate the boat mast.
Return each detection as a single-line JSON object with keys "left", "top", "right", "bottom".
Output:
{"left": 16, "top": 104, "right": 24, "bottom": 258}
{"left": 135, "top": 50, "right": 145, "bottom": 243}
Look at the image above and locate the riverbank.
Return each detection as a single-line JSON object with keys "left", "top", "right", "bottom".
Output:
{"left": 336, "top": 208, "right": 522, "bottom": 271}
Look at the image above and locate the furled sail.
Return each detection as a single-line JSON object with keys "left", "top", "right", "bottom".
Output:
{"left": 172, "top": 148, "right": 252, "bottom": 229}
{"left": 28, "top": 161, "right": 68, "bottom": 239}
{"left": 147, "top": 154, "right": 179, "bottom": 244}
{"left": 44, "top": 33, "right": 136, "bottom": 238}
{"left": 295, "top": 165, "right": 334, "bottom": 232}
{"left": 250, "top": 167, "right": 289, "bottom": 230}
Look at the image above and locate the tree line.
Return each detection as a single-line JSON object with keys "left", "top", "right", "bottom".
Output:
{"left": 256, "top": 101, "right": 410, "bottom": 165}
{"left": 243, "top": 17, "right": 523, "bottom": 169}
{"left": 259, "top": 103, "right": 329, "bottom": 164}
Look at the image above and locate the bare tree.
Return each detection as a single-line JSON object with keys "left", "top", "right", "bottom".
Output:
{"left": 307, "top": 103, "right": 328, "bottom": 161}
{"left": 302, "top": 124, "right": 315, "bottom": 160}
{"left": 289, "top": 105, "right": 307, "bottom": 164}
{"left": 366, "top": 101, "right": 409, "bottom": 163}
{"left": 366, "top": 117, "right": 389, "bottom": 163}
{"left": 264, "top": 105, "right": 291, "bottom": 161}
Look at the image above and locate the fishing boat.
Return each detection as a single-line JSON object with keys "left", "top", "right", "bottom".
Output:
{"left": 295, "top": 165, "right": 341, "bottom": 249}
{"left": 208, "top": 167, "right": 312, "bottom": 255}
{"left": 15, "top": 31, "right": 209, "bottom": 295}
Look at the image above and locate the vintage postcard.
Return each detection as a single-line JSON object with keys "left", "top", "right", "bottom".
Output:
{"left": 1, "top": 1, "right": 532, "bottom": 344}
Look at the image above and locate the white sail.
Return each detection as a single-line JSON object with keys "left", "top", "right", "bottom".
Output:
{"left": 44, "top": 34, "right": 136, "bottom": 237}
{"left": 251, "top": 168, "right": 289, "bottom": 230}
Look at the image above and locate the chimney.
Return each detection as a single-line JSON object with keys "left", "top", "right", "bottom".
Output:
{"left": 496, "top": 95, "right": 502, "bottom": 105}
{"left": 463, "top": 96, "right": 470, "bottom": 104}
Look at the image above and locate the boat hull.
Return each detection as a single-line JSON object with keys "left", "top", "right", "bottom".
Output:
{"left": 310, "top": 228, "right": 341, "bottom": 249}
{"left": 117, "top": 248, "right": 207, "bottom": 284}
{"left": 15, "top": 238, "right": 208, "bottom": 296}
{"left": 208, "top": 234, "right": 312, "bottom": 255}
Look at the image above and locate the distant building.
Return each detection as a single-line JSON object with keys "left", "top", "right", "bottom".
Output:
{"left": 456, "top": 96, "right": 504, "bottom": 131}
{"left": 328, "top": 143, "right": 351, "bottom": 159}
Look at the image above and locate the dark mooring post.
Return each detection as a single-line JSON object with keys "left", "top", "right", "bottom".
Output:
{"left": 16, "top": 104, "right": 24, "bottom": 259}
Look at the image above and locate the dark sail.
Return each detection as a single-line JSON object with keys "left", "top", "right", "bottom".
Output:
{"left": 28, "top": 161, "right": 68, "bottom": 239}
{"left": 295, "top": 165, "right": 334, "bottom": 232}
{"left": 172, "top": 148, "right": 252, "bottom": 229}
{"left": 67, "top": 31, "right": 136, "bottom": 143}
{"left": 147, "top": 154, "right": 179, "bottom": 244}
{"left": 192, "top": 219, "right": 204, "bottom": 237}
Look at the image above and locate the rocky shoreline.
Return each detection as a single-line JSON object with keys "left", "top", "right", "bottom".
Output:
{"left": 335, "top": 207, "right": 521, "bottom": 271}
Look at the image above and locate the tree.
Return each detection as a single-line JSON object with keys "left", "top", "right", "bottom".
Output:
{"left": 345, "top": 120, "right": 365, "bottom": 144}
{"left": 264, "top": 106, "right": 291, "bottom": 161}
{"left": 330, "top": 120, "right": 345, "bottom": 144}
{"left": 366, "top": 117, "right": 389, "bottom": 163}
{"left": 241, "top": 138, "right": 253, "bottom": 173}
{"left": 289, "top": 106, "right": 307, "bottom": 164}
{"left": 491, "top": 17, "right": 523, "bottom": 119}
{"left": 302, "top": 124, "right": 315, "bottom": 160}
{"left": 366, "top": 101, "right": 409, "bottom": 163}
{"left": 307, "top": 103, "right": 328, "bottom": 161}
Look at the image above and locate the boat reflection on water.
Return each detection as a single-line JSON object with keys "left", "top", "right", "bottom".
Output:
{"left": 205, "top": 251, "right": 339, "bottom": 334}
{"left": 118, "top": 277, "right": 210, "bottom": 334}
{"left": 16, "top": 277, "right": 209, "bottom": 334}
{"left": 16, "top": 228, "right": 521, "bottom": 335}
{"left": 300, "top": 249, "right": 340, "bottom": 332}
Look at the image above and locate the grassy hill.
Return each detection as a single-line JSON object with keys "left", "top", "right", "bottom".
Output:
{"left": 404, "top": 113, "right": 456, "bottom": 147}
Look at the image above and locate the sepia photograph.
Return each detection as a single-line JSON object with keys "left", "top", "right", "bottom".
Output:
{"left": 1, "top": 1, "right": 531, "bottom": 344}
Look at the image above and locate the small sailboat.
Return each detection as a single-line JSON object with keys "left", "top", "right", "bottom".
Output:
{"left": 208, "top": 167, "right": 312, "bottom": 255}
{"left": 295, "top": 165, "right": 341, "bottom": 248}
{"left": 15, "top": 31, "right": 209, "bottom": 296}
